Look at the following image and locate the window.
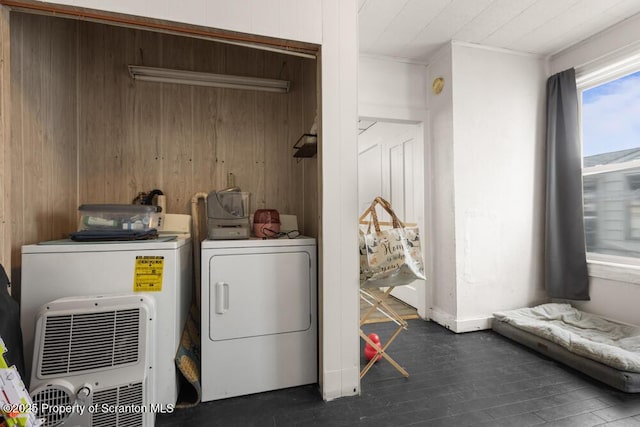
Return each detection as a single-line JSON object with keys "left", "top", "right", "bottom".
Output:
{"left": 580, "top": 69, "right": 640, "bottom": 259}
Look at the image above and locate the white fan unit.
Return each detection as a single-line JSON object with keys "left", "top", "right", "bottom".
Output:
{"left": 29, "top": 294, "right": 156, "bottom": 427}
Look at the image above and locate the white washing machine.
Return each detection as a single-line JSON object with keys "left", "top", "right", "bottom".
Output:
{"left": 20, "top": 235, "right": 191, "bottom": 406}
{"left": 201, "top": 237, "right": 317, "bottom": 401}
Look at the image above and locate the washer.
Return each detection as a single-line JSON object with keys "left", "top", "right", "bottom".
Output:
{"left": 201, "top": 237, "right": 317, "bottom": 401}
{"left": 20, "top": 235, "right": 191, "bottom": 406}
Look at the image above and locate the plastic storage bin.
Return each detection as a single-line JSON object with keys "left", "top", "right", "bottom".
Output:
{"left": 78, "top": 204, "right": 161, "bottom": 231}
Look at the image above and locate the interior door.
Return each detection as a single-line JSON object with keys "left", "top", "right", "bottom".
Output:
{"left": 388, "top": 135, "right": 422, "bottom": 309}
{"left": 358, "top": 122, "right": 425, "bottom": 311}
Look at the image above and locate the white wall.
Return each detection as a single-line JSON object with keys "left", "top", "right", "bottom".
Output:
{"left": 426, "top": 43, "right": 458, "bottom": 328}
{"left": 427, "top": 42, "right": 548, "bottom": 332}
{"left": 579, "top": 270, "right": 640, "bottom": 326}
{"left": 359, "top": 55, "right": 427, "bottom": 121}
{"left": 452, "top": 42, "right": 548, "bottom": 331}
{"left": 32, "top": 0, "right": 360, "bottom": 400}
{"left": 551, "top": 16, "right": 640, "bottom": 327}
{"left": 319, "top": 0, "right": 360, "bottom": 401}
{"left": 550, "top": 13, "right": 640, "bottom": 75}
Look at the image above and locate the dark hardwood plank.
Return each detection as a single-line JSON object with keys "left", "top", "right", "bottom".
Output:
{"left": 157, "top": 319, "right": 640, "bottom": 427}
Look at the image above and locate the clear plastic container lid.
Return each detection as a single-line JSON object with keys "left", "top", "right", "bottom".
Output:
{"left": 79, "top": 204, "right": 160, "bottom": 213}
{"left": 78, "top": 204, "right": 161, "bottom": 231}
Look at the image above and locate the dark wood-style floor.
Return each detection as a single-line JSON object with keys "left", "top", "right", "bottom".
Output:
{"left": 157, "top": 319, "right": 640, "bottom": 426}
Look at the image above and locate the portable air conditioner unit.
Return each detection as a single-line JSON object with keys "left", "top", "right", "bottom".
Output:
{"left": 29, "top": 294, "right": 156, "bottom": 427}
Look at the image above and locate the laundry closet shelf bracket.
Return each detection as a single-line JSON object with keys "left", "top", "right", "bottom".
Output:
{"left": 293, "top": 134, "right": 317, "bottom": 161}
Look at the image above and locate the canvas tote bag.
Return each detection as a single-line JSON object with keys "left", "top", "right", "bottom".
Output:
{"left": 359, "top": 197, "right": 426, "bottom": 288}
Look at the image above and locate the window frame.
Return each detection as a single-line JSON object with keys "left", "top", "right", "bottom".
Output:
{"left": 576, "top": 52, "right": 640, "bottom": 273}
{"left": 626, "top": 174, "right": 640, "bottom": 240}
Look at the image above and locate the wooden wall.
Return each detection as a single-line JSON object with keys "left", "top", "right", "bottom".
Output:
{"left": 9, "top": 12, "right": 318, "bottom": 299}
{"left": 0, "top": 8, "right": 10, "bottom": 275}
{"left": 75, "top": 20, "right": 317, "bottom": 214}
{"left": 10, "top": 13, "right": 79, "bottom": 295}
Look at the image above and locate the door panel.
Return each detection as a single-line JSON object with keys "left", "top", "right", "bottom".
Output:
{"left": 209, "top": 251, "right": 311, "bottom": 341}
{"left": 390, "top": 136, "right": 421, "bottom": 309}
{"left": 390, "top": 144, "right": 405, "bottom": 220}
{"left": 358, "top": 144, "right": 383, "bottom": 214}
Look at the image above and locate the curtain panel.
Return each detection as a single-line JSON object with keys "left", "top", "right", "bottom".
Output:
{"left": 545, "top": 68, "right": 590, "bottom": 300}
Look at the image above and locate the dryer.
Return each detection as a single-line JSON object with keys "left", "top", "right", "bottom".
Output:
{"left": 201, "top": 237, "right": 317, "bottom": 401}
{"left": 20, "top": 235, "right": 191, "bottom": 407}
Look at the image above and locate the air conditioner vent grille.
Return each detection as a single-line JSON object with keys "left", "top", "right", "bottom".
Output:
{"left": 31, "top": 385, "right": 72, "bottom": 427}
{"left": 92, "top": 383, "right": 144, "bottom": 427}
{"left": 40, "top": 308, "right": 140, "bottom": 376}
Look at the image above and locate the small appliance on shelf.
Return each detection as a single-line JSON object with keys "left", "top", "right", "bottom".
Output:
{"left": 207, "top": 188, "right": 250, "bottom": 240}
{"left": 253, "top": 209, "right": 280, "bottom": 238}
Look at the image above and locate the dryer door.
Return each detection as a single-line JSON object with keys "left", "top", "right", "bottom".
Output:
{"left": 208, "top": 251, "right": 311, "bottom": 341}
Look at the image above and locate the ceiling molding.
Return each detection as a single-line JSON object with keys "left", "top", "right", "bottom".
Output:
{"left": 359, "top": 52, "right": 429, "bottom": 66}
{"left": 451, "top": 40, "right": 546, "bottom": 60}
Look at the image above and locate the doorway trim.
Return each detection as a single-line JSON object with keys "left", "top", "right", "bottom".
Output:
{"left": 358, "top": 110, "right": 432, "bottom": 320}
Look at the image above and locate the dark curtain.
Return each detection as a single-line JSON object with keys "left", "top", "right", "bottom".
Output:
{"left": 545, "top": 68, "right": 590, "bottom": 300}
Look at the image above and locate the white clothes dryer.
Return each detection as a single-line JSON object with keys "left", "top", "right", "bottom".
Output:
{"left": 201, "top": 237, "right": 317, "bottom": 401}
{"left": 20, "top": 235, "right": 191, "bottom": 407}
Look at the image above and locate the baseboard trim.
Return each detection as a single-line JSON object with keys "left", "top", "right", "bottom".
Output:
{"left": 427, "top": 308, "right": 492, "bottom": 333}
{"left": 454, "top": 316, "right": 492, "bottom": 333}
{"left": 321, "top": 367, "right": 359, "bottom": 401}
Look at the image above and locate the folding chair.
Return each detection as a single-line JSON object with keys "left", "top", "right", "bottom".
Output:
{"left": 358, "top": 197, "right": 423, "bottom": 379}
{"left": 359, "top": 286, "right": 409, "bottom": 378}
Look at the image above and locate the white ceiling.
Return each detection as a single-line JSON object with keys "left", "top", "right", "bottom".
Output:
{"left": 358, "top": 0, "right": 640, "bottom": 63}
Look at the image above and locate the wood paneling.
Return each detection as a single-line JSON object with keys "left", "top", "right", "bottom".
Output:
{"left": 10, "top": 13, "right": 319, "bottom": 286}
{"left": 131, "top": 29, "right": 164, "bottom": 201}
{"left": 0, "top": 7, "right": 10, "bottom": 274}
{"left": 216, "top": 45, "right": 263, "bottom": 212}
{"left": 77, "top": 21, "right": 314, "bottom": 216}
{"left": 191, "top": 38, "right": 225, "bottom": 198}
{"left": 10, "top": 13, "right": 77, "bottom": 300}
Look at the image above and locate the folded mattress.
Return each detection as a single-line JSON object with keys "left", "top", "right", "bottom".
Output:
{"left": 492, "top": 303, "right": 640, "bottom": 393}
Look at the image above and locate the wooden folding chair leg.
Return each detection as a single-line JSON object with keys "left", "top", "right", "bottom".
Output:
{"left": 359, "top": 286, "right": 409, "bottom": 379}
{"left": 360, "top": 287, "right": 407, "bottom": 326}
{"left": 359, "top": 328, "right": 409, "bottom": 378}
{"left": 359, "top": 288, "right": 386, "bottom": 326}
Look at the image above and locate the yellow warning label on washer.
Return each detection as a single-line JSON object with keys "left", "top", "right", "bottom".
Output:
{"left": 133, "top": 256, "right": 164, "bottom": 292}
